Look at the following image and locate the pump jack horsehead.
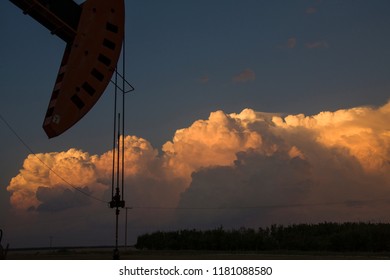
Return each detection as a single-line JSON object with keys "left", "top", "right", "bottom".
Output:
{"left": 0, "top": 229, "right": 9, "bottom": 260}
{"left": 9, "top": 0, "right": 125, "bottom": 138}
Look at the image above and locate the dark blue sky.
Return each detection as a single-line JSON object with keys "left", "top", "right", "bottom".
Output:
{"left": 2, "top": 1, "right": 389, "bottom": 148}
{"left": 1, "top": 0, "right": 390, "bottom": 247}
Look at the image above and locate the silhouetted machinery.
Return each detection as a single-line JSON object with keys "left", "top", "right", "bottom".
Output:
{"left": 10, "top": 0, "right": 129, "bottom": 260}
{"left": 9, "top": 0, "right": 125, "bottom": 138}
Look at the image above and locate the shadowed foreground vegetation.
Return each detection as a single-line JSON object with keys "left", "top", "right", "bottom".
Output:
{"left": 7, "top": 222, "right": 390, "bottom": 259}
{"left": 136, "top": 222, "right": 390, "bottom": 252}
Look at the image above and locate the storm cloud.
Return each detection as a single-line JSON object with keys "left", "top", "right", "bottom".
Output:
{"left": 5, "top": 100, "right": 390, "bottom": 245}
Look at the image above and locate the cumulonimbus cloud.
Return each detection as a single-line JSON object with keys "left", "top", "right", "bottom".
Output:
{"left": 178, "top": 101, "right": 390, "bottom": 228}
{"left": 6, "top": 100, "right": 390, "bottom": 230}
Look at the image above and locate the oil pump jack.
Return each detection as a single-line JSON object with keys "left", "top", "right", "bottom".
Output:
{"left": 9, "top": 0, "right": 133, "bottom": 259}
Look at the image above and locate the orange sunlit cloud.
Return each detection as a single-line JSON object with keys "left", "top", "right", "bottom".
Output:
{"left": 6, "top": 100, "right": 390, "bottom": 227}
{"left": 273, "top": 102, "right": 390, "bottom": 172}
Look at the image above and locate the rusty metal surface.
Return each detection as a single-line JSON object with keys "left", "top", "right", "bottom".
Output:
{"left": 42, "top": 0, "right": 125, "bottom": 138}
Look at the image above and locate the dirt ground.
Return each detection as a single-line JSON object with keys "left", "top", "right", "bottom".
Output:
{"left": 5, "top": 247, "right": 390, "bottom": 260}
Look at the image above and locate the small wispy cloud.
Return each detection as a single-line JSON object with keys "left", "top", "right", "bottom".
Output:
{"left": 199, "top": 75, "right": 210, "bottom": 84}
{"left": 276, "top": 37, "right": 297, "bottom": 50}
{"left": 306, "top": 40, "right": 329, "bottom": 49}
{"left": 287, "top": 37, "right": 297, "bottom": 49}
{"left": 232, "top": 68, "right": 256, "bottom": 83}
{"left": 306, "top": 7, "right": 318, "bottom": 14}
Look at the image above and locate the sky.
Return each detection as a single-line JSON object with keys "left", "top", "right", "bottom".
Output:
{"left": 1, "top": 0, "right": 390, "bottom": 248}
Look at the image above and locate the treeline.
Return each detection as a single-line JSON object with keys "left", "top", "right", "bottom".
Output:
{"left": 136, "top": 222, "right": 390, "bottom": 252}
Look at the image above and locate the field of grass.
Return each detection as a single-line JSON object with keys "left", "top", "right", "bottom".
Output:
{"left": 6, "top": 223, "right": 390, "bottom": 260}
{"left": 6, "top": 247, "right": 390, "bottom": 260}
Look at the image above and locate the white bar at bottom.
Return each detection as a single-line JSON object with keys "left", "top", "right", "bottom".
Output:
{"left": 0, "top": 260, "right": 389, "bottom": 280}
